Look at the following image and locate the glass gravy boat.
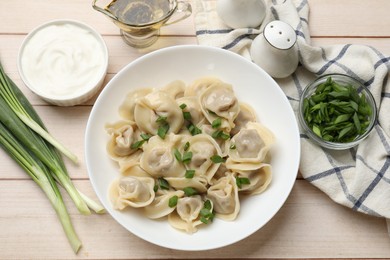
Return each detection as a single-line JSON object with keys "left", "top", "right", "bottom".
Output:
{"left": 92, "top": 0, "right": 192, "bottom": 48}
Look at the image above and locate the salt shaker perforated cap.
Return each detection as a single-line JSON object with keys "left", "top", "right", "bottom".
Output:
{"left": 263, "top": 20, "right": 297, "bottom": 50}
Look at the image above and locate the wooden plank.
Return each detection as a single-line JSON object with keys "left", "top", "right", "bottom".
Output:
{"left": 308, "top": 0, "right": 390, "bottom": 37}
{"left": 0, "top": 180, "right": 389, "bottom": 259}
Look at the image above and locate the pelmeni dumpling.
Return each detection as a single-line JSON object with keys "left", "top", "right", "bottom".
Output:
{"left": 134, "top": 90, "right": 184, "bottom": 135}
{"left": 234, "top": 163, "right": 272, "bottom": 195}
{"left": 168, "top": 195, "right": 204, "bottom": 233}
{"left": 143, "top": 189, "right": 185, "bottom": 219}
{"left": 118, "top": 88, "right": 154, "bottom": 121}
{"left": 109, "top": 176, "right": 155, "bottom": 210}
{"left": 231, "top": 102, "right": 257, "bottom": 136}
{"left": 184, "top": 77, "right": 223, "bottom": 97}
{"left": 199, "top": 81, "right": 240, "bottom": 130}
{"left": 176, "top": 96, "right": 206, "bottom": 127}
{"left": 207, "top": 174, "right": 240, "bottom": 221}
{"left": 186, "top": 134, "right": 222, "bottom": 182}
{"left": 165, "top": 176, "right": 208, "bottom": 193}
{"left": 140, "top": 134, "right": 186, "bottom": 178}
{"left": 200, "top": 124, "right": 230, "bottom": 156}
{"left": 226, "top": 122, "right": 275, "bottom": 170}
{"left": 120, "top": 160, "right": 150, "bottom": 178}
{"left": 105, "top": 121, "right": 141, "bottom": 161}
{"left": 161, "top": 80, "right": 186, "bottom": 100}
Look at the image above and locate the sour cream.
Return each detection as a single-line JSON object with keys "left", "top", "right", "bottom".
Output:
{"left": 19, "top": 20, "right": 107, "bottom": 105}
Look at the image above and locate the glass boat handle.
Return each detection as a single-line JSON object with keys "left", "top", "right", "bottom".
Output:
{"left": 92, "top": 0, "right": 118, "bottom": 21}
{"left": 164, "top": 1, "right": 192, "bottom": 26}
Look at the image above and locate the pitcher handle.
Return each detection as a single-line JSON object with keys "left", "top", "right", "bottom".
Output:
{"left": 92, "top": 0, "right": 118, "bottom": 21}
{"left": 164, "top": 1, "right": 192, "bottom": 26}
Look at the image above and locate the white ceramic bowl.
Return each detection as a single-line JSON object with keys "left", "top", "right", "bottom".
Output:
{"left": 18, "top": 19, "right": 108, "bottom": 106}
{"left": 85, "top": 45, "right": 300, "bottom": 251}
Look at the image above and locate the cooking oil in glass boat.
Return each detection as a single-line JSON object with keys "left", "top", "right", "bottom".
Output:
{"left": 105, "top": 0, "right": 171, "bottom": 25}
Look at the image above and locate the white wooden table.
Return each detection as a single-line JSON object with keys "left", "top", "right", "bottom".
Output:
{"left": 1, "top": 0, "right": 390, "bottom": 259}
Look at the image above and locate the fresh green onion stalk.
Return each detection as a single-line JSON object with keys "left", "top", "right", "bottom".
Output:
{"left": 0, "top": 60, "right": 105, "bottom": 252}
{"left": 0, "top": 122, "right": 81, "bottom": 253}
{"left": 0, "top": 63, "right": 78, "bottom": 164}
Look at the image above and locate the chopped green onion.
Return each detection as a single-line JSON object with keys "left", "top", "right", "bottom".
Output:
{"left": 156, "top": 115, "right": 167, "bottom": 123}
{"left": 130, "top": 140, "right": 145, "bottom": 149}
{"left": 174, "top": 148, "right": 182, "bottom": 162}
{"left": 185, "top": 169, "right": 195, "bottom": 179}
{"left": 210, "top": 155, "right": 225, "bottom": 163}
{"left": 168, "top": 195, "right": 179, "bottom": 208}
{"left": 158, "top": 178, "right": 170, "bottom": 190}
{"left": 182, "top": 151, "right": 193, "bottom": 164}
{"left": 303, "top": 76, "right": 373, "bottom": 143}
{"left": 183, "top": 111, "right": 192, "bottom": 120}
{"left": 212, "top": 130, "right": 230, "bottom": 140}
{"left": 183, "top": 141, "right": 190, "bottom": 151}
{"left": 200, "top": 200, "right": 214, "bottom": 224}
{"left": 212, "top": 118, "right": 222, "bottom": 129}
{"left": 179, "top": 103, "right": 187, "bottom": 109}
{"left": 157, "top": 123, "right": 169, "bottom": 139}
{"left": 230, "top": 144, "right": 236, "bottom": 149}
{"left": 183, "top": 187, "right": 198, "bottom": 196}
{"left": 187, "top": 123, "right": 202, "bottom": 136}
{"left": 140, "top": 133, "right": 151, "bottom": 141}
{"left": 236, "top": 177, "right": 251, "bottom": 189}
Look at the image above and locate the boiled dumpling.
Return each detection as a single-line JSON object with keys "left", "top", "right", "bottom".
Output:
{"left": 234, "top": 163, "right": 272, "bottom": 195}
{"left": 168, "top": 195, "right": 204, "bottom": 233}
{"left": 207, "top": 173, "right": 240, "bottom": 220}
{"left": 109, "top": 176, "right": 155, "bottom": 210}
{"left": 176, "top": 96, "right": 206, "bottom": 127}
{"left": 134, "top": 90, "right": 184, "bottom": 135}
{"left": 226, "top": 122, "right": 275, "bottom": 170}
{"left": 186, "top": 134, "right": 222, "bottom": 182}
{"left": 184, "top": 77, "right": 223, "bottom": 97}
{"left": 140, "top": 133, "right": 186, "bottom": 178}
{"left": 161, "top": 80, "right": 186, "bottom": 100}
{"left": 165, "top": 176, "right": 209, "bottom": 193}
{"left": 143, "top": 189, "right": 185, "bottom": 219}
{"left": 118, "top": 88, "right": 154, "bottom": 121}
{"left": 105, "top": 121, "right": 141, "bottom": 161}
{"left": 120, "top": 160, "right": 150, "bottom": 178}
{"left": 199, "top": 81, "right": 240, "bottom": 131}
{"left": 200, "top": 124, "right": 230, "bottom": 156}
{"left": 231, "top": 102, "right": 257, "bottom": 136}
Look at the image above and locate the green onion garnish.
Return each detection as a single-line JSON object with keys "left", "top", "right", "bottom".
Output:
{"left": 179, "top": 103, "right": 187, "bottom": 109}
{"left": 168, "top": 195, "right": 178, "bottom": 208}
{"left": 183, "top": 187, "right": 198, "bottom": 196}
{"left": 174, "top": 148, "right": 182, "bottom": 162}
{"left": 130, "top": 140, "right": 145, "bottom": 149}
{"left": 236, "top": 177, "right": 251, "bottom": 189}
{"left": 183, "top": 111, "right": 192, "bottom": 120}
{"left": 210, "top": 155, "right": 225, "bottom": 163}
{"left": 157, "top": 123, "right": 169, "bottom": 139}
{"left": 303, "top": 76, "right": 373, "bottom": 143}
{"left": 182, "top": 151, "right": 193, "bottom": 164}
{"left": 185, "top": 169, "right": 195, "bottom": 179}
{"left": 158, "top": 177, "right": 170, "bottom": 190}
{"left": 212, "top": 118, "right": 222, "bottom": 129}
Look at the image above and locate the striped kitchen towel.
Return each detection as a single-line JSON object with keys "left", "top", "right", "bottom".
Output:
{"left": 194, "top": 0, "right": 390, "bottom": 220}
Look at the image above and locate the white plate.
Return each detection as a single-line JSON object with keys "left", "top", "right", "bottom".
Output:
{"left": 85, "top": 45, "right": 300, "bottom": 251}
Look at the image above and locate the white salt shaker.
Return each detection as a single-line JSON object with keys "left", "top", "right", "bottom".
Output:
{"left": 217, "top": 0, "right": 266, "bottom": 29}
{"left": 250, "top": 20, "right": 299, "bottom": 78}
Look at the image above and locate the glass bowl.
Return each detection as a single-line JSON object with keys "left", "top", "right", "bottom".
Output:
{"left": 298, "top": 73, "right": 377, "bottom": 150}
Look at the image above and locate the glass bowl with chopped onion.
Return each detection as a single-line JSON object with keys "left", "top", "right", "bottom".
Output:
{"left": 298, "top": 73, "right": 377, "bottom": 150}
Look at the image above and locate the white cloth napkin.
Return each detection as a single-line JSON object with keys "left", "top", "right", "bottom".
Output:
{"left": 194, "top": 0, "right": 390, "bottom": 220}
